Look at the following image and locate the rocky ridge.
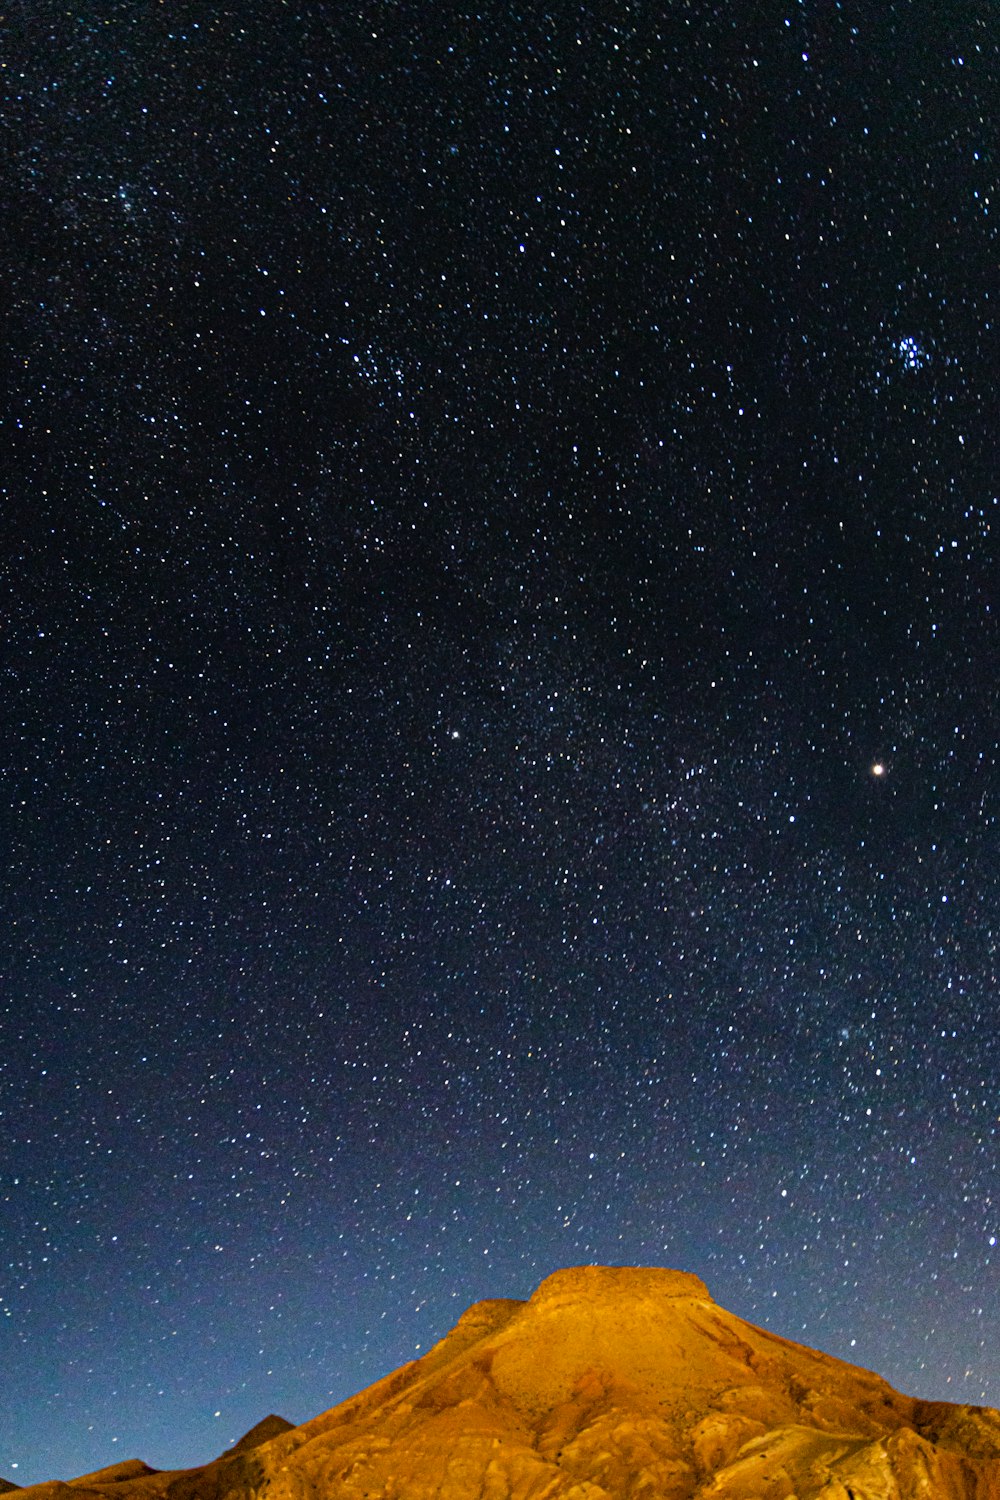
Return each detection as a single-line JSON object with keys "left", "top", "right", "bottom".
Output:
{"left": 13, "top": 1266, "right": 1000, "bottom": 1498}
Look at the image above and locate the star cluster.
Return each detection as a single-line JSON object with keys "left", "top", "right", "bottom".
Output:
{"left": 1, "top": 1, "right": 996, "bottom": 1485}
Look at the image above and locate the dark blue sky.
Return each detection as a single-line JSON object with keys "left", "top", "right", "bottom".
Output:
{"left": 2, "top": 0, "right": 996, "bottom": 1484}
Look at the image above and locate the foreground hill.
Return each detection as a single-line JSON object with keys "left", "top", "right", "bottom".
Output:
{"left": 13, "top": 1266, "right": 1000, "bottom": 1498}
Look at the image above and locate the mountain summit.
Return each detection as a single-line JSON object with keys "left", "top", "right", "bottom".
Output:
{"left": 13, "top": 1266, "right": 1000, "bottom": 1498}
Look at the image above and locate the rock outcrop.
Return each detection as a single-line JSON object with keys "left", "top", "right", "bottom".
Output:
{"left": 17, "top": 1265, "right": 1000, "bottom": 1498}
{"left": 219, "top": 1416, "right": 294, "bottom": 1458}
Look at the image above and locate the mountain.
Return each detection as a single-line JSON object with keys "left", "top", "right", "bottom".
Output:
{"left": 15, "top": 1266, "right": 1000, "bottom": 1498}
{"left": 220, "top": 1414, "right": 294, "bottom": 1457}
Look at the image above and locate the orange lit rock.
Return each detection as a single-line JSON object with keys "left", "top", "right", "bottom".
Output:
{"left": 17, "top": 1266, "right": 1000, "bottom": 1499}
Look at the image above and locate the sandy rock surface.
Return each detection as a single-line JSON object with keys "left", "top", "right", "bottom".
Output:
{"left": 16, "top": 1266, "right": 1000, "bottom": 1500}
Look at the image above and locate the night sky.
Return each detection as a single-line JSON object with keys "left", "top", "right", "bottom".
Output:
{"left": 2, "top": 0, "right": 997, "bottom": 1485}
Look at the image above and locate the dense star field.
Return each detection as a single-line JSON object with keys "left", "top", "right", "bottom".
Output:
{"left": 2, "top": 1, "right": 996, "bottom": 1485}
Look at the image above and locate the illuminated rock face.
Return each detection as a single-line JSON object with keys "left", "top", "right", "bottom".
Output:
{"left": 14, "top": 1267, "right": 1000, "bottom": 1499}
